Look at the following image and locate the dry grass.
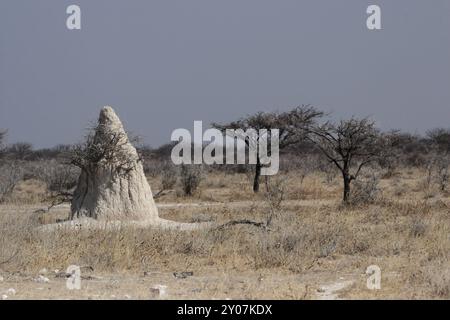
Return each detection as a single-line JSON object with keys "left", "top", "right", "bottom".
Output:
{"left": 0, "top": 168, "right": 449, "bottom": 299}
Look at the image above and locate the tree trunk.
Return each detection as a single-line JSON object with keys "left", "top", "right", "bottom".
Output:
{"left": 253, "top": 159, "right": 262, "bottom": 193}
{"left": 343, "top": 173, "right": 351, "bottom": 203}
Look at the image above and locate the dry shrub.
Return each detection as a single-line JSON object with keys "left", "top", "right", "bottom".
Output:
{"left": 419, "top": 153, "right": 450, "bottom": 197}
{"left": 143, "top": 159, "right": 166, "bottom": 178}
{"left": 8, "top": 226, "right": 216, "bottom": 273}
{"left": 435, "top": 156, "right": 450, "bottom": 192}
{"left": 348, "top": 171, "right": 381, "bottom": 206}
{"left": 409, "top": 218, "right": 427, "bottom": 238}
{"left": 317, "top": 159, "right": 338, "bottom": 184}
{"left": 0, "top": 208, "right": 37, "bottom": 268}
{"left": 1, "top": 168, "right": 450, "bottom": 299}
{"left": 263, "top": 175, "right": 286, "bottom": 226}
{"left": 0, "top": 196, "right": 448, "bottom": 301}
{"left": 0, "top": 205, "right": 355, "bottom": 274}
{"left": 404, "top": 210, "right": 450, "bottom": 298}
{"left": 281, "top": 155, "right": 318, "bottom": 185}
{"left": 425, "top": 265, "right": 450, "bottom": 298}
{"left": 160, "top": 164, "right": 178, "bottom": 191}
{"left": 407, "top": 262, "right": 450, "bottom": 299}
{"left": 35, "top": 160, "right": 79, "bottom": 194}
{"left": 0, "top": 161, "right": 23, "bottom": 203}
{"left": 248, "top": 210, "right": 373, "bottom": 271}
{"left": 179, "top": 164, "right": 204, "bottom": 196}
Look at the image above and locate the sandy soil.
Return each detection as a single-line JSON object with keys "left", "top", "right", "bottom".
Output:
{"left": 1, "top": 268, "right": 381, "bottom": 300}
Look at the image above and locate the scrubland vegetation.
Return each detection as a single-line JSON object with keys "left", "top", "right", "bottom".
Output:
{"left": 0, "top": 110, "right": 449, "bottom": 299}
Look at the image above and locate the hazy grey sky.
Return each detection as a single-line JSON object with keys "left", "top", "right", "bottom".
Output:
{"left": 1, "top": 0, "right": 450, "bottom": 148}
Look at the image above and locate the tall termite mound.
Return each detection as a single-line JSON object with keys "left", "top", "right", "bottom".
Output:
{"left": 70, "top": 106, "right": 159, "bottom": 221}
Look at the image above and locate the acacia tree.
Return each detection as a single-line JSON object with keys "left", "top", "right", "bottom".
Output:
{"left": 308, "top": 117, "right": 385, "bottom": 203}
{"left": 427, "top": 128, "right": 450, "bottom": 153}
{"left": 213, "top": 105, "right": 323, "bottom": 192}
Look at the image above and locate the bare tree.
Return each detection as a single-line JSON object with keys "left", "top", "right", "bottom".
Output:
{"left": 70, "top": 123, "right": 140, "bottom": 175}
{"left": 7, "top": 142, "right": 33, "bottom": 160}
{"left": 427, "top": 128, "right": 450, "bottom": 153}
{"left": 0, "top": 161, "right": 23, "bottom": 203}
{"left": 426, "top": 128, "right": 450, "bottom": 192}
{"left": 308, "top": 117, "right": 386, "bottom": 203}
{"left": 213, "top": 105, "right": 323, "bottom": 192}
{"left": 37, "top": 160, "right": 80, "bottom": 195}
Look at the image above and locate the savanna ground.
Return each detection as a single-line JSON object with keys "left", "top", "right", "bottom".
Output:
{"left": 0, "top": 168, "right": 449, "bottom": 300}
